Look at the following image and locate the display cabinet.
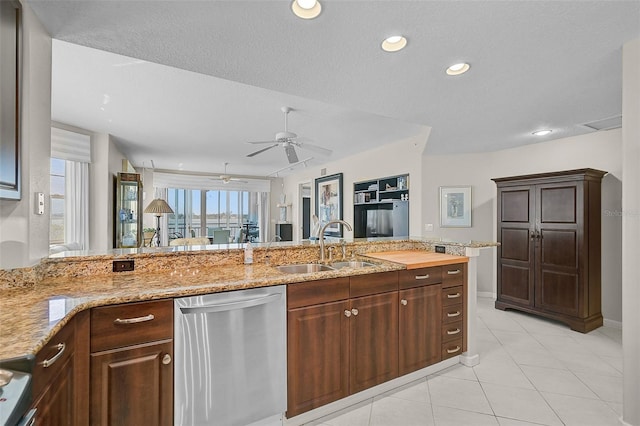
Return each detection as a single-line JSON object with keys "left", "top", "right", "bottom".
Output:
{"left": 114, "top": 172, "right": 143, "bottom": 248}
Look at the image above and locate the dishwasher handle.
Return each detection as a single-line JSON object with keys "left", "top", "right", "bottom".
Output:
{"left": 179, "top": 292, "right": 282, "bottom": 314}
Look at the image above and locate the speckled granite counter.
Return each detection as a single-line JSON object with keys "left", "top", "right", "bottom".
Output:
{"left": 0, "top": 238, "right": 498, "bottom": 361}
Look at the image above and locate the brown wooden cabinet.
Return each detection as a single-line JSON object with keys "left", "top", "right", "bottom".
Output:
{"left": 287, "top": 273, "right": 399, "bottom": 417}
{"left": 89, "top": 299, "right": 174, "bottom": 425}
{"left": 493, "top": 169, "right": 606, "bottom": 332}
{"left": 31, "top": 318, "right": 76, "bottom": 426}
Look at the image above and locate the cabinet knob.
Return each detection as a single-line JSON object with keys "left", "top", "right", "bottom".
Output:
{"left": 351, "top": 308, "right": 359, "bottom": 316}
{"left": 344, "top": 310, "right": 352, "bottom": 318}
{"left": 162, "top": 354, "right": 172, "bottom": 365}
{"left": 401, "top": 299, "right": 408, "bottom": 306}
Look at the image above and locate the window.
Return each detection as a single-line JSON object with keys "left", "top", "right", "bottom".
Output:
{"left": 49, "top": 158, "right": 65, "bottom": 244}
{"left": 167, "top": 188, "right": 259, "bottom": 241}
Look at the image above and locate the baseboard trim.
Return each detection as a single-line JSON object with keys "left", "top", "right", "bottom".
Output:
{"left": 284, "top": 357, "right": 461, "bottom": 426}
{"left": 618, "top": 415, "right": 633, "bottom": 426}
{"left": 477, "top": 292, "right": 495, "bottom": 299}
{"left": 604, "top": 318, "right": 623, "bottom": 329}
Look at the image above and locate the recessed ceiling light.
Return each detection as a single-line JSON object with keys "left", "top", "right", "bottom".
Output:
{"left": 381, "top": 35, "right": 407, "bottom": 52}
{"left": 291, "top": 0, "right": 321, "bottom": 19}
{"left": 532, "top": 129, "right": 553, "bottom": 136}
{"left": 446, "top": 62, "right": 470, "bottom": 76}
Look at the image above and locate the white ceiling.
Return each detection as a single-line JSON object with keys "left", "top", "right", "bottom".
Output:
{"left": 29, "top": 0, "right": 640, "bottom": 177}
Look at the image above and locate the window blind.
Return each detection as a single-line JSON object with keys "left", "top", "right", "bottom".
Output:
{"left": 51, "top": 127, "right": 92, "bottom": 163}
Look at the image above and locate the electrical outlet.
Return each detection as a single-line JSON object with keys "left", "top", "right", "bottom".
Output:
{"left": 424, "top": 223, "right": 434, "bottom": 232}
{"left": 435, "top": 245, "right": 446, "bottom": 254}
{"left": 113, "top": 259, "right": 135, "bottom": 272}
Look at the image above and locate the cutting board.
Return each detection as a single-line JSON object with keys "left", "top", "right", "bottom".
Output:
{"left": 365, "top": 250, "right": 468, "bottom": 270}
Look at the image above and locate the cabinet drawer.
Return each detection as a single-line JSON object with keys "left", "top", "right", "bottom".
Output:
{"left": 91, "top": 300, "right": 173, "bottom": 353}
{"left": 442, "top": 263, "right": 465, "bottom": 288}
{"left": 398, "top": 267, "right": 442, "bottom": 289}
{"left": 287, "top": 277, "right": 350, "bottom": 309}
{"left": 33, "top": 318, "right": 75, "bottom": 399}
{"left": 442, "top": 304, "right": 464, "bottom": 324}
{"left": 441, "top": 321, "right": 463, "bottom": 343}
{"left": 350, "top": 271, "right": 398, "bottom": 298}
{"left": 442, "top": 286, "right": 464, "bottom": 306}
{"left": 442, "top": 338, "right": 463, "bottom": 360}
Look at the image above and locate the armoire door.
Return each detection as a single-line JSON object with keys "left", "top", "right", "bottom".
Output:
{"left": 497, "top": 185, "right": 536, "bottom": 307}
{"left": 535, "top": 181, "right": 583, "bottom": 317}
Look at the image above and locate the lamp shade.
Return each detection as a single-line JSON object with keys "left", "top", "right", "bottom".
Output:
{"left": 144, "top": 198, "right": 174, "bottom": 214}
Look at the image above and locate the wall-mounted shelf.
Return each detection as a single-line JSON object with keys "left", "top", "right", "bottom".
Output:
{"left": 353, "top": 174, "right": 409, "bottom": 238}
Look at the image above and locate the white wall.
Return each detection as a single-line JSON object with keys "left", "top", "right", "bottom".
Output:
{"left": 422, "top": 129, "right": 623, "bottom": 322}
{"left": 0, "top": 1, "right": 51, "bottom": 269}
{"left": 282, "top": 129, "right": 430, "bottom": 241}
{"left": 621, "top": 37, "right": 640, "bottom": 426}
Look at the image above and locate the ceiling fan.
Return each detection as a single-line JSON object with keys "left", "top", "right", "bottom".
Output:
{"left": 210, "top": 162, "right": 248, "bottom": 184}
{"left": 246, "top": 106, "right": 332, "bottom": 164}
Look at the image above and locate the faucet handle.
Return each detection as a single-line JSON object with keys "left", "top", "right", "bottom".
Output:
{"left": 327, "top": 246, "right": 335, "bottom": 261}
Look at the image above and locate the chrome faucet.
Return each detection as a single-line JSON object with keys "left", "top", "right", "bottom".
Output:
{"left": 319, "top": 220, "right": 352, "bottom": 262}
{"left": 264, "top": 235, "right": 282, "bottom": 264}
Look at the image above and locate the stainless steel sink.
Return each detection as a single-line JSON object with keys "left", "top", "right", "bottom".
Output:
{"left": 329, "top": 261, "right": 376, "bottom": 269}
{"left": 276, "top": 263, "right": 335, "bottom": 274}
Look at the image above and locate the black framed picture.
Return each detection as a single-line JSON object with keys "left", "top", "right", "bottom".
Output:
{"left": 315, "top": 173, "right": 343, "bottom": 237}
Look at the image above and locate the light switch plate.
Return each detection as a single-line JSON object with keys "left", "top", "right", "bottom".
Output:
{"left": 35, "top": 192, "right": 45, "bottom": 215}
{"left": 424, "top": 223, "right": 434, "bottom": 232}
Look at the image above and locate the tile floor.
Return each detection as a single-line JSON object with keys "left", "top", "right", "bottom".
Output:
{"left": 308, "top": 297, "right": 623, "bottom": 426}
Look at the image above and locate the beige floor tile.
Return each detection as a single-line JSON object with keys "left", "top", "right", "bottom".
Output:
{"left": 542, "top": 391, "right": 620, "bottom": 426}
{"left": 428, "top": 375, "right": 493, "bottom": 415}
{"left": 481, "top": 383, "right": 562, "bottom": 426}
{"left": 519, "top": 365, "right": 598, "bottom": 399}
{"left": 432, "top": 405, "right": 499, "bottom": 426}
{"left": 370, "top": 396, "right": 434, "bottom": 426}
{"left": 314, "top": 400, "right": 372, "bottom": 426}
{"left": 573, "top": 370, "right": 623, "bottom": 403}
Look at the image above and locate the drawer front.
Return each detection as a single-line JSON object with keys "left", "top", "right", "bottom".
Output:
{"left": 442, "top": 263, "right": 465, "bottom": 288}
{"left": 442, "top": 286, "right": 464, "bottom": 306}
{"left": 350, "top": 271, "right": 398, "bottom": 298}
{"left": 441, "top": 321, "right": 463, "bottom": 343}
{"left": 398, "top": 267, "right": 442, "bottom": 289}
{"left": 91, "top": 300, "right": 173, "bottom": 352}
{"left": 442, "top": 304, "right": 464, "bottom": 324}
{"left": 442, "top": 338, "right": 463, "bottom": 360}
{"left": 287, "top": 277, "right": 350, "bottom": 309}
{"left": 33, "top": 318, "right": 75, "bottom": 399}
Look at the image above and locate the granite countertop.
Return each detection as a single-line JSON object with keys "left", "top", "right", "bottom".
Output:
{"left": 0, "top": 258, "right": 405, "bottom": 360}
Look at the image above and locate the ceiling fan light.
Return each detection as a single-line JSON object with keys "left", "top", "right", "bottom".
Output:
{"left": 292, "top": 0, "right": 321, "bottom": 19}
{"left": 381, "top": 35, "right": 407, "bottom": 52}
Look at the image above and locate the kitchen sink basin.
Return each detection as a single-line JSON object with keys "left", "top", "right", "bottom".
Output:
{"left": 276, "top": 263, "right": 335, "bottom": 274}
{"left": 329, "top": 261, "right": 376, "bottom": 269}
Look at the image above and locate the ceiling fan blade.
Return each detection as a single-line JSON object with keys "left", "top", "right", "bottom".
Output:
{"left": 246, "top": 144, "right": 278, "bottom": 157}
{"left": 230, "top": 178, "right": 249, "bottom": 183}
{"left": 247, "top": 140, "right": 279, "bottom": 145}
{"left": 284, "top": 144, "right": 299, "bottom": 164}
{"left": 297, "top": 142, "right": 333, "bottom": 156}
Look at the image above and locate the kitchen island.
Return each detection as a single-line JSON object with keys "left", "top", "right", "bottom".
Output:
{"left": 0, "top": 238, "right": 496, "bottom": 425}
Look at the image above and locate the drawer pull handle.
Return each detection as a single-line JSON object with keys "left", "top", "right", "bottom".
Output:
{"left": 447, "top": 345, "right": 461, "bottom": 354}
{"left": 447, "top": 311, "right": 461, "bottom": 318}
{"left": 162, "top": 354, "right": 172, "bottom": 365}
{"left": 114, "top": 314, "right": 155, "bottom": 325}
{"left": 447, "top": 270, "right": 461, "bottom": 275}
{"left": 401, "top": 299, "right": 408, "bottom": 306}
{"left": 344, "top": 310, "right": 352, "bottom": 317}
{"left": 415, "top": 274, "right": 430, "bottom": 280}
{"left": 447, "top": 328, "right": 461, "bottom": 335}
{"left": 40, "top": 343, "right": 65, "bottom": 368}
{"left": 351, "top": 308, "right": 359, "bottom": 316}
{"left": 447, "top": 293, "right": 461, "bottom": 299}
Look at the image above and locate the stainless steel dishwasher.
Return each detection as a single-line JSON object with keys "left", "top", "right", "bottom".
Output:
{"left": 174, "top": 285, "right": 286, "bottom": 426}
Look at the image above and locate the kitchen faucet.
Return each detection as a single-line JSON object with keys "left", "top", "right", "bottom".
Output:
{"left": 264, "top": 235, "right": 282, "bottom": 264}
{"left": 319, "top": 220, "right": 352, "bottom": 262}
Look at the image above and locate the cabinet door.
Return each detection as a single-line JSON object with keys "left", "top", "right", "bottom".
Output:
{"left": 90, "top": 339, "right": 173, "bottom": 426}
{"left": 497, "top": 185, "right": 535, "bottom": 307}
{"left": 349, "top": 292, "right": 398, "bottom": 394}
{"left": 399, "top": 285, "right": 441, "bottom": 375}
{"left": 32, "top": 355, "right": 74, "bottom": 426}
{"left": 535, "top": 181, "right": 582, "bottom": 316}
{"left": 287, "top": 300, "right": 350, "bottom": 417}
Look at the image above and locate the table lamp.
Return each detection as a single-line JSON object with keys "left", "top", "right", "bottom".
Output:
{"left": 144, "top": 199, "right": 174, "bottom": 246}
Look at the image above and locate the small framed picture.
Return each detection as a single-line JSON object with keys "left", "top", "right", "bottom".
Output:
{"left": 315, "top": 173, "right": 343, "bottom": 237}
{"left": 440, "top": 186, "right": 472, "bottom": 227}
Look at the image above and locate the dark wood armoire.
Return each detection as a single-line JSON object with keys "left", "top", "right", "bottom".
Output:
{"left": 492, "top": 168, "right": 607, "bottom": 333}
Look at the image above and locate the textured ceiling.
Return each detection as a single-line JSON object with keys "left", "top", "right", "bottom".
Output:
{"left": 29, "top": 0, "right": 640, "bottom": 176}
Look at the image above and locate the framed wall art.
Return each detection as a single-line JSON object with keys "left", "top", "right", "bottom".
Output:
{"left": 315, "top": 173, "right": 343, "bottom": 237}
{"left": 440, "top": 186, "right": 472, "bottom": 227}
